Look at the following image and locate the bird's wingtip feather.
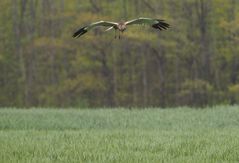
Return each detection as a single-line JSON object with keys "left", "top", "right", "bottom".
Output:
{"left": 72, "top": 26, "right": 87, "bottom": 38}
{"left": 152, "top": 20, "right": 170, "bottom": 30}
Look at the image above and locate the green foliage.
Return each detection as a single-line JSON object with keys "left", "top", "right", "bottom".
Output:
{"left": 228, "top": 84, "right": 239, "bottom": 104}
{"left": 177, "top": 79, "right": 214, "bottom": 106}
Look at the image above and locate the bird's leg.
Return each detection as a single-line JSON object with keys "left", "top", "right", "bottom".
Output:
{"left": 114, "top": 29, "right": 116, "bottom": 39}
{"left": 118, "top": 31, "right": 121, "bottom": 39}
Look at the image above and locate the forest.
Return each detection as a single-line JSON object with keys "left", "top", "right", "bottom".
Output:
{"left": 0, "top": 0, "right": 238, "bottom": 108}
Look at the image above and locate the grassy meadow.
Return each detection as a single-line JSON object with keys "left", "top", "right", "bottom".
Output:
{"left": 0, "top": 106, "right": 239, "bottom": 162}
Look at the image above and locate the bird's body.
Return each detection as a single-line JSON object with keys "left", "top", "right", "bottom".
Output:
{"left": 73, "top": 17, "right": 169, "bottom": 39}
{"left": 117, "top": 22, "right": 127, "bottom": 32}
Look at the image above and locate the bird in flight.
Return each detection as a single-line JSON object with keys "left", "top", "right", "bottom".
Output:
{"left": 73, "top": 17, "right": 170, "bottom": 39}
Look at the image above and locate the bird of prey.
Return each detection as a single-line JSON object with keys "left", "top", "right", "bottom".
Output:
{"left": 73, "top": 17, "right": 170, "bottom": 39}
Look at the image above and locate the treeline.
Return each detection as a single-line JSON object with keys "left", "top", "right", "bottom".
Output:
{"left": 0, "top": 0, "right": 238, "bottom": 108}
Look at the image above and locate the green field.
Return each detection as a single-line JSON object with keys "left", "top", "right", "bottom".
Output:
{"left": 0, "top": 106, "right": 239, "bottom": 163}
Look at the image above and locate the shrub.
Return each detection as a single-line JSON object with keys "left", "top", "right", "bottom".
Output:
{"left": 177, "top": 79, "right": 214, "bottom": 107}
{"left": 228, "top": 84, "right": 239, "bottom": 104}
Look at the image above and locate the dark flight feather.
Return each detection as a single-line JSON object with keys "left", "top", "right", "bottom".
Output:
{"left": 152, "top": 20, "right": 170, "bottom": 31}
{"left": 73, "top": 26, "right": 87, "bottom": 38}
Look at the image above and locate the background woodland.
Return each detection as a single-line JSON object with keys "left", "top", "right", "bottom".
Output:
{"left": 0, "top": 0, "right": 239, "bottom": 107}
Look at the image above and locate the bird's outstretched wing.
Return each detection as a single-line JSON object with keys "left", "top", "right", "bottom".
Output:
{"left": 73, "top": 21, "right": 118, "bottom": 38}
{"left": 126, "top": 17, "right": 170, "bottom": 30}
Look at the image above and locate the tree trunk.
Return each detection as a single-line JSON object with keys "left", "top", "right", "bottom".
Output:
{"left": 196, "top": 0, "right": 212, "bottom": 81}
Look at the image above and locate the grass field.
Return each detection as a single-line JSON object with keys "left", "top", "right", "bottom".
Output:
{"left": 0, "top": 106, "right": 239, "bottom": 162}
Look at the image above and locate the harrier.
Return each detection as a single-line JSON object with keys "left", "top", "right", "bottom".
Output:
{"left": 73, "top": 17, "right": 170, "bottom": 39}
